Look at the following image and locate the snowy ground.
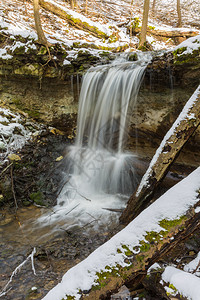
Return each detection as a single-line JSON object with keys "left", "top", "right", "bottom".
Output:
{"left": 0, "top": 0, "right": 199, "bottom": 57}
{"left": 0, "top": 107, "right": 42, "bottom": 163}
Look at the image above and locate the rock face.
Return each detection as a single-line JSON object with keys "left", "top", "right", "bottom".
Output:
{"left": 1, "top": 40, "right": 200, "bottom": 166}
{"left": 0, "top": 75, "right": 78, "bottom": 134}
{"left": 128, "top": 48, "right": 200, "bottom": 166}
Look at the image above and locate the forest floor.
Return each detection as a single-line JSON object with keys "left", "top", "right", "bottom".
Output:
{"left": 0, "top": 0, "right": 200, "bottom": 55}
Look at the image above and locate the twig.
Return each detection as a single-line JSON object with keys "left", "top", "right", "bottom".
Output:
{"left": 0, "top": 248, "right": 36, "bottom": 297}
{"left": 86, "top": 212, "right": 99, "bottom": 221}
{"left": 81, "top": 219, "right": 98, "bottom": 228}
{"left": 65, "top": 203, "right": 80, "bottom": 216}
{"left": 10, "top": 165, "right": 18, "bottom": 210}
{"left": 0, "top": 162, "right": 13, "bottom": 178}
{"left": 192, "top": 259, "right": 200, "bottom": 274}
{"left": 102, "top": 207, "right": 123, "bottom": 213}
{"left": 77, "top": 191, "right": 92, "bottom": 202}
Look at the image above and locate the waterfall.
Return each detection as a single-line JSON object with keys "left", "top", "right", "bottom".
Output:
{"left": 39, "top": 54, "right": 149, "bottom": 231}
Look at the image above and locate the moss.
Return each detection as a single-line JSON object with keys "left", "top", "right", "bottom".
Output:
{"left": 22, "top": 200, "right": 31, "bottom": 206}
{"left": 108, "top": 35, "right": 118, "bottom": 44}
{"left": 99, "top": 51, "right": 110, "bottom": 57}
{"left": 37, "top": 46, "right": 47, "bottom": 55}
{"left": 117, "top": 248, "right": 122, "bottom": 254}
{"left": 91, "top": 265, "right": 121, "bottom": 291}
{"left": 159, "top": 215, "right": 186, "bottom": 231}
{"left": 121, "top": 245, "right": 133, "bottom": 257}
{"left": 136, "top": 254, "right": 145, "bottom": 263}
{"left": 11, "top": 98, "right": 21, "bottom": 106}
{"left": 30, "top": 191, "right": 45, "bottom": 206}
{"left": 12, "top": 45, "right": 26, "bottom": 55}
{"left": 139, "top": 241, "right": 150, "bottom": 252}
{"left": 173, "top": 47, "right": 187, "bottom": 56}
{"left": 26, "top": 110, "right": 41, "bottom": 119}
{"left": 169, "top": 284, "right": 177, "bottom": 291}
{"left": 65, "top": 296, "right": 75, "bottom": 300}
{"left": 14, "top": 63, "right": 42, "bottom": 76}
{"left": 65, "top": 14, "right": 108, "bottom": 39}
{"left": 128, "top": 53, "right": 138, "bottom": 61}
{"left": 145, "top": 230, "right": 167, "bottom": 243}
{"left": 173, "top": 47, "right": 200, "bottom": 65}
{"left": 166, "top": 283, "right": 178, "bottom": 296}
{"left": 131, "top": 17, "right": 141, "bottom": 31}
{"left": 148, "top": 25, "right": 155, "bottom": 30}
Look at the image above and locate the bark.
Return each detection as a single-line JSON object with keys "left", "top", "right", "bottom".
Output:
{"left": 152, "top": 0, "right": 156, "bottom": 13}
{"left": 177, "top": 0, "right": 182, "bottom": 27}
{"left": 139, "top": 0, "right": 150, "bottom": 49}
{"left": 38, "top": 0, "right": 109, "bottom": 39}
{"left": 33, "top": 0, "right": 49, "bottom": 45}
{"left": 85, "top": 0, "right": 88, "bottom": 14}
{"left": 120, "top": 85, "right": 200, "bottom": 225}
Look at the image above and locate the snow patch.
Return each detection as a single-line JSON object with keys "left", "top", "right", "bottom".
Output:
{"left": 162, "top": 266, "right": 200, "bottom": 300}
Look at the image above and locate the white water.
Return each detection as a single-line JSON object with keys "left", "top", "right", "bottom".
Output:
{"left": 38, "top": 54, "right": 149, "bottom": 232}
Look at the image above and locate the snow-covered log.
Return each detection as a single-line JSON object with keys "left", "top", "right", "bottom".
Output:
{"left": 38, "top": 0, "right": 110, "bottom": 39}
{"left": 42, "top": 167, "right": 200, "bottom": 300}
{"left": 120, "top": 85, "right": 200, "bottom": 224}
{"left": 132, "top": 27, "right": 199, "bottom": 38}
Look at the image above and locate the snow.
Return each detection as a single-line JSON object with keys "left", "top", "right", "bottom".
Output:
{"left": 43, "top": 166, "right": 200, "bottom": 299}
{"left": 0, "top": 108, "right": 40, "bottom": 161}
{"left": 195, "top": 206, "right": 200, "bottom": 213}
{"left": 63, "top": 59, "right": 71, "bottom": 65}
{"left": 136, "top": 84, "right": 200, "bottom": 196}
{"left": 162, "top": 266, "right": 200, "bottom": 300}
{"left": 184, "top": 251, "right": 200, "bottom": 276}
{"left": 174, "top": 34, "right": 200, "bottom": 55}
{"left": 147, "top": 262, "right": 161, "bottom": 274}
{"left": 0, "top": 48, "right": 13, "bottom": 60}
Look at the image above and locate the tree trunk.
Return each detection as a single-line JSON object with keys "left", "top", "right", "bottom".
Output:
{"left": 85, "top": 0, "right": 88, "bottom": 14}
{"left": 177, "top": 0, "right": 182, "bottom": 27}
{"left": 120, "top": 85, "right": 200, "bottom": 225}
{"left": 33, "top": 0, "right": 49, "bottom": 45}
{"left": 139, "top": 0, "right": 150, "bottom": 49}
{"left": 152, "top": 0, "right": 156, "bottom": 13}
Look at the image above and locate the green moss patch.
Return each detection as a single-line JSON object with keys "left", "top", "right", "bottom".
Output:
{"left": 173, "top": 47, "right": 200, "bottom": 65}
{"left": 159, "top": 215, "right": 186, "bottom": 231}
{"left": 30, "top": 191, "right": 45, "bottom": 206}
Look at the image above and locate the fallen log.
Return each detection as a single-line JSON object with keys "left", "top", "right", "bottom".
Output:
{"left": 23, "top": 0, "right": 110, "bottom": 39}
{"left": 131, "top": 26, "right": 199, "bottom": 38}
{"left": 39, "top": 0, "right": 110, "bottom": 39}
{"left": 120, "top": 85, "right": 200, "bottom": 225}
{"left": 42, "top": 167, "right": 200, "bottom": 300}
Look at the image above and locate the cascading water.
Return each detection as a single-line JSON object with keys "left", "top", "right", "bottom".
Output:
{"left": 39, "top": 54, "right": 150, "bottom": 231}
